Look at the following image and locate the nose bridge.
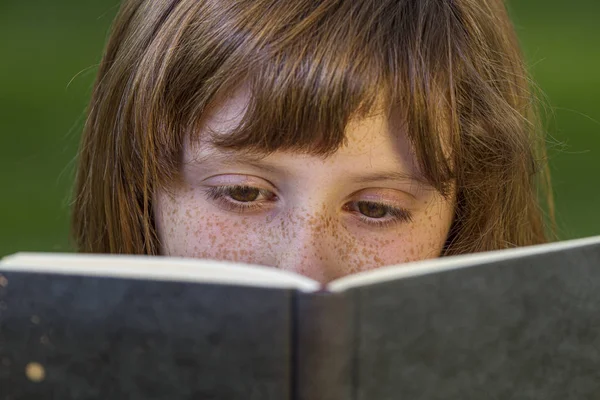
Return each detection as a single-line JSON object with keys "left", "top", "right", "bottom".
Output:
{"left": 274, "top": 205, "right": 339, "bottom": 283}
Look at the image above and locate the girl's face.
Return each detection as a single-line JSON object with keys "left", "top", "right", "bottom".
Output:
{"left": 155, "top": 85, "right": 456, "bottom": 283}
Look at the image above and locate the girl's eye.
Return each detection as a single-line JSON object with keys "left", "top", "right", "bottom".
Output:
{"left": 228, "top": 186, "right": 261, "bottom": 202}
{"left": 346, "top": 201, "right": 414, "bottom": 228}
{"left": 358, "top": 201, "right": 387, "bottom": 219}
{"left": 202, "top": 185, "right": 276, "bottom": 213}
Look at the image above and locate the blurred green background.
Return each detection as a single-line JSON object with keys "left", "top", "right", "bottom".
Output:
{"left": 1, "top": 1, "right": 599, "bottom": 257}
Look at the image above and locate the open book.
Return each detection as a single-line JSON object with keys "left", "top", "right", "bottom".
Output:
{"left": 1, "top": 236, "right": 600, "bottom": 399}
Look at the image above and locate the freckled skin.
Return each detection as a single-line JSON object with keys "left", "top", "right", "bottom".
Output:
{"left": 154, "top": 85, "right": 456, "bottom": 284}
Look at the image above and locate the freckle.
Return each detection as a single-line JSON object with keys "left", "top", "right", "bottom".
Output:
{"left": 25, "top": 362, "right": 45, "bottom": 382}
{"left": 40, "top": 335, "right": 50, "bottom": 345}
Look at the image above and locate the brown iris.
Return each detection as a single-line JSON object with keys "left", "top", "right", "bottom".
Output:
{"left": 358, "top": 201, "right": 387, "bottom": 218}
{"left": 229, "top": 186, "right": 260, "bottom": 202}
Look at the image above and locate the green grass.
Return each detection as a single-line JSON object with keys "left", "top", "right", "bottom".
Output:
{"left": 1, "top": 0, "right": 599, "bottom": 256}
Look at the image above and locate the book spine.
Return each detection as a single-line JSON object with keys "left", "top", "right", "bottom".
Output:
{"left": 294, "top": 291, "right": 354, "bottom": 400}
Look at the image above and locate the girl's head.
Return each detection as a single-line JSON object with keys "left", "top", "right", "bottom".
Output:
{"left": 72, "top": 0, "right": 552, "bottom": 282}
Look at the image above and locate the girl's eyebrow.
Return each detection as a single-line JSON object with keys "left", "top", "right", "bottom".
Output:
{"left": 350, "top": 171, "right": 429, "bottom": 187}
{"left": 200, "top": 151, "right": 281, "bottom": 175}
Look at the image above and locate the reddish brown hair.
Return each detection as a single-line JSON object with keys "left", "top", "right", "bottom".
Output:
{"left": 72, "top": 0, "right": 554, "bottom": 255}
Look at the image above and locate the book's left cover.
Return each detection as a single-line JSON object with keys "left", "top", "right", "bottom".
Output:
{"left": 0, "top": 270, "right": 294, "bottom": 399}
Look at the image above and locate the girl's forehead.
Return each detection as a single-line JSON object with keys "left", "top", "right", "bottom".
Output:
{"left": 198, "top": 83, "right": 253, "bottom": 138}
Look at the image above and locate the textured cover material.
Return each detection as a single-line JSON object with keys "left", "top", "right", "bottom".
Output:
{"left": 0, "top": 273, "right": 293, "bottom": 399}
{"left": 352, "top": 242, "right": 600, "bottom": 399}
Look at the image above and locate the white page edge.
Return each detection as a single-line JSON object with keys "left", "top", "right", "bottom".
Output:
{"left": 0, "top": 253, "right": 321, "bottom": 292}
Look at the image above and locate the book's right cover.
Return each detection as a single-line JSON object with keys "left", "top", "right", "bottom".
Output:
{"left": 350, "top": 241, "right": 600, "bottom": 399}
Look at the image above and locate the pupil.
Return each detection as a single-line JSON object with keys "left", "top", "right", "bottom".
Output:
{"left": 358, "top": 202, "right": 387, "bottom": 218}
{"left": 230, "top": 187, "right": 260, "bottom": 202}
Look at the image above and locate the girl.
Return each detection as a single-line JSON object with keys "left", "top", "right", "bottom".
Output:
{"left": 71, "top": 0, "right": 554, "bottom": 283}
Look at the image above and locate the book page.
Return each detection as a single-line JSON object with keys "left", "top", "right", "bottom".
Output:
{"left": 327, "top": 235, "right": 600, "bottom": 292}
{"left": 0, "top": 252, "right": 320, "bottom": 292}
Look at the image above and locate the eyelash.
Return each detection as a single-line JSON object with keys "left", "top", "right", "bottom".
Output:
{"left": 202, "top": 185, "right": 414, "bottom": 228}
